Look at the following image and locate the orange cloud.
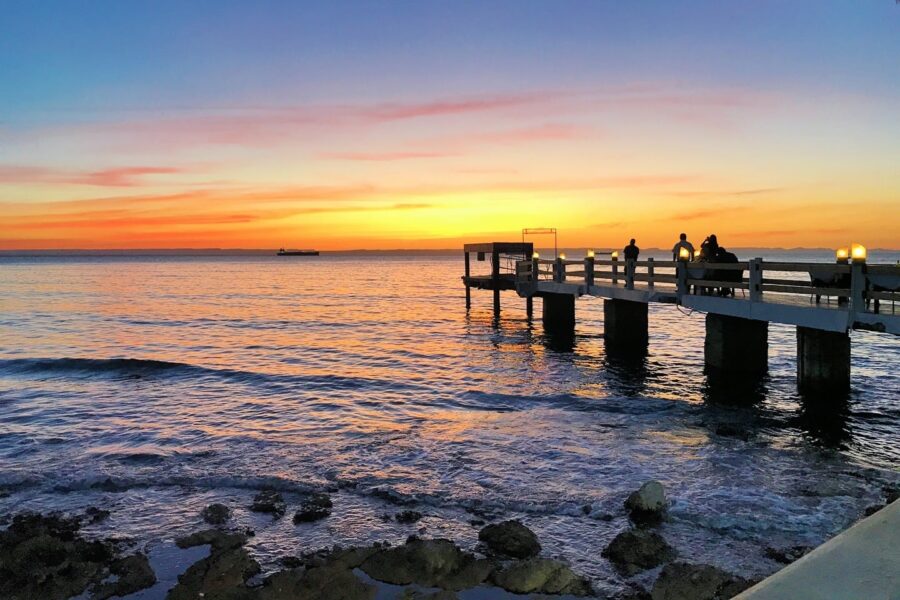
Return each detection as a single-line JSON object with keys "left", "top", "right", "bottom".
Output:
{"left": 0, "top": 165, "right": 183, "bottom": 187}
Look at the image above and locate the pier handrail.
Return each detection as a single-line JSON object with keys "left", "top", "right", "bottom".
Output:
{"left": 512, "top": 255, "right": 898, "bottom": 317}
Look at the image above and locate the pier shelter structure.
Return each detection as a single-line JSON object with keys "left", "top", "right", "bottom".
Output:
{"left": 462, "top": 242, "right": 900, "bottom": 394}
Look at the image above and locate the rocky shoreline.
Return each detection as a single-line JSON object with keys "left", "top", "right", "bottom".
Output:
{"left": 2, "top": 480, "right": 897, "bottom": 600}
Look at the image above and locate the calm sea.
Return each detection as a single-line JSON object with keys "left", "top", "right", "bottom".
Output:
{"left": 1, "top": 251, "right": 898, "bottom": 596}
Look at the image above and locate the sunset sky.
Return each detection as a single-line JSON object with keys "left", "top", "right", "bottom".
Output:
{"left": 2, "top": 1, "right": 898, "bottom": 250}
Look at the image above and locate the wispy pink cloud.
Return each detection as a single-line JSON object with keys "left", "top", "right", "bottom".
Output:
{"left": 0, "top": 165, "right": 184, "bottom": 187}
{"left": 320, "top": 151, "right": 457, "bottom": 161}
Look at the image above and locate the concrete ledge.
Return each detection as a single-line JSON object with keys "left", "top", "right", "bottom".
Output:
{"left": 735, "top": 500, "right": 900, "bottom": 600}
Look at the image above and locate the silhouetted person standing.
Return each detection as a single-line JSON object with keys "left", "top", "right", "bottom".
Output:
{"left": 623, "top": 239, "right": 640, "bottom": 260}
{"left": 700, "top": 234, "right": 719, "bottom": 261}
{"left": 672, "top": 233, "right": 695, "bottom": 261}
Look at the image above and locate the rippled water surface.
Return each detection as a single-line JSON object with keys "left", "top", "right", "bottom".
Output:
{"left": 1, "top": 253, "right": 898, "bottom": 596}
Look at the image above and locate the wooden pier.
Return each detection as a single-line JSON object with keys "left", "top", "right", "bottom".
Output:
{"left": 462, "top": 242, "right": 900, "bottom": 392}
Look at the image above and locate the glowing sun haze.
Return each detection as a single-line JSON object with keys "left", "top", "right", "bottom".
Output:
{"left": 2, "top": 1, "right": 898, "bottom": 250}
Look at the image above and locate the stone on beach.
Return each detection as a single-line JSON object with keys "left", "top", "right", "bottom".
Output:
{"left": 293, "top": 493, "right": 333, "bottom": 523}
{"left": 360, "top": 538, "right": 493, "bottom": 591}
{"left": 202, "top": 503, "right": 233, "bottom": 525}
{"left": 0, "top": 512, "right": 156, "bottom": 600}
{"left": 250, "top": 490, "right": 286, "bottom": 517}
{"left": 477, "top": 520, "right": 541, "bottom": 558}
{"left": 602, "top": 528, "right": 677, "bottom": 575}
{"left": 169, "top": 529, "right": 260, "bottom": 600}
{"left": 491, "top": 557, "right": 593, "bottom": 596}
{"left": 625, "top": 481, "right": 668, "bottom": 525}
{"left": 650, "top": 562, "right": 752, "bottom": 600}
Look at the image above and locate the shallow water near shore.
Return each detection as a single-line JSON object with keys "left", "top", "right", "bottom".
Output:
{"left": 1, "top": 252, "right": 899, "bottom": 597}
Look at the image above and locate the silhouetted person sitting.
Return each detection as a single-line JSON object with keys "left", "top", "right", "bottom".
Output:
{"left": 672, "top": 233, "right": 695, "bottom": 261}
{"left": 623, "top": 239, "right": 640, "bottom": 260}
{"left": 713, "top": 246, "right": 740, "bottom": 297}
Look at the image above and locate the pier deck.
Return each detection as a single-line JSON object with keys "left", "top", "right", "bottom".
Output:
{"left": 463, "top": 242, "right": 900, "bottom": 391}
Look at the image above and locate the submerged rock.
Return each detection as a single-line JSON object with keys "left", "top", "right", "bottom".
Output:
{"left": 764, "top": 545, "right": 810, "bottom": 565}
{"left": 250, "top": 490, "right": 286, "bottom": 517}
{"left": 202, "top": 503, "right": 232, "bottom": 525}
{"left": 602, "top": 529, "right": 677, "bottom": 575}
{"left": 491, "top": 557, "right": 592, "bottom": 596}
{"left": 0, "top": 512, "right": 155, "bottom": 600}
{"left": 478, "top": 520, "right": 541, "bottom": 558}
{"left": 395, "top": 510, "right": 423, "bottom": 524}
{"left": 650, "top": 562, "right": 752, "bottom": 600}
{"left": 625, "top": 481, "right": 668, "bottom": 525}
{"left": 293, "top": 493, "right": 333, "bottom": 523}
{"left": 360, "top": 538, "right": 492, "bottom": 591}
{"left": 84, "top": 506, "right": 111, "bottom": 524}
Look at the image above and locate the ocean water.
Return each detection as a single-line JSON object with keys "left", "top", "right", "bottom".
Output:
{"left": 1, "top": 252, "right": 898, "bottom": 597}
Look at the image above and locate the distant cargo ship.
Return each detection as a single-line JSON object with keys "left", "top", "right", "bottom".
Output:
{"left": 277, "top": 248, "right": 320, "bottom": 256}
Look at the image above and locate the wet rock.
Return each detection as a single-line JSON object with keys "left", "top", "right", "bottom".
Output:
{"left": 250, "top": 490, "right": 286, "bottom": 517}
{"left": 884, "top": 485, "right": 900, "bottom": 504}
{"left": 763, "top": 545, "right": 810, "bottom": 565}
{"left": 650, "top": 562, "right": 752, "bottom": 600}
{"left": 279, "top": 555, "right": 304, "bottom": 569}
{"left": 478, "top": 520, "right": 541, "bottom": 559}
{"left": 176, "top": 529, "right": 250, "bottom": 552}
{"left": 202, "top": 503, "right": 232, "bottom": 525}
{"left": 625, "top": 481, "right": 668, "bottom": 525}
{"left": 395, "top": 510, "right": 423, "bottom": 524}
{"left": 371, "top": 487, "right": 416, "bottom": 506}
{"left": 864, "top": 504, "right": 884, "bottom": 517}
{"left": 398, "top": 590, "right": 459, "bottom": 600}
{"left": 491, "top": 558, "right": 593, "bottom": 596}
{"left": 293, "top": 492, "right": 333, "bottom": 523}
{"left": 93, "top": 553, "right": 157, "bottom": 600}
{"left": 468, "top": 519, "right": 485, "bottom": 527}
{"left": 259, "top": 561, "right": 375, "bottom": 600}
{"left": 0, "top": 512, "right": 154, "bottom": 600}
{"left": 602, "top": 529, "right": 677, "bottom": 575}
{"left": 360, "top": 538, "right": 492, "bottom": 591}
{"left": 168, "top": 530, "right": 260, "bottom": 600}
{"left": 84, "top": 506, "right": 111, "bottom": 524}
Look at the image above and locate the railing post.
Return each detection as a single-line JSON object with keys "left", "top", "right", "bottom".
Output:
{"left": 556, "top": 257, "right": 566, "bottom": 283}
{"left": 532, "top": 256, "right": 540, "bottom": 282}
{"left": 647, "top": 257, "right": 654, "bottom": 288}
{"left": 850, "top": 261, "right": 865, "bottom": 316}
{"left": 611, "top": 256, "right": 619, "bottom": 284}
{"left": 676, "top": 260, "right": 687, "bottom": 301}
{"left": 749, "top": 257, "right": 763, "bottom": 302}
{"left": 585, "top": 255, "right": 594, "bottom": 287}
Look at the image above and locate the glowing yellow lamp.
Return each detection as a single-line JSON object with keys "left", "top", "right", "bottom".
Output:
{"left": 835, "top": 247, "right": 849, "bottom": 261}
{"left": 850, "top": 243, "right": 867, "bottom": 262}
{"left": 559, "top": 252, "right": 567, "bottom": 260}
{"left": 693, "top": 249, "right": 702, "bottom": 260}
{"left": 611, "top": 250, "right": 619, "bottom": 259}
{"left": 532, "top": 251, "right": 540, "bottom": 259}
{"left": 586, "top": 249, "right": 595, "bottom": 258}
{"left": 678, "top": 246, "right": 691, "bottom": 260}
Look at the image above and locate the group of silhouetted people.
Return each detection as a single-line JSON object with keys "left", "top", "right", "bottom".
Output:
{"left": 617, "top": 233, "right": 739, "bottom": 297}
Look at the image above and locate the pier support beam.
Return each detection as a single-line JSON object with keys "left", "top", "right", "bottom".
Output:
{"left": 704, "top": 314, "right": 768, "bottom": 374}
{"left": 797, "top": 326, "right": 850, "bottom": 393}
{"left": 542, "top": 294, "right": 575, "bottom": 329}
{"left": 603, "top": 299, "right": 648, "bottom": 349}
{"left": 526, "top": 296, "right": 534, "bottom": 320}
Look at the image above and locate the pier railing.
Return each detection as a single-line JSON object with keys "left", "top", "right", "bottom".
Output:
{"left": 517, "top": 257, "right": 898, "bottom": 315}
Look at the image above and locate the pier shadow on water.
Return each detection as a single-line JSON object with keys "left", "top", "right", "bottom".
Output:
{"left": 602, "top": 337, "right": 649, "bottom": 397}
{"left": 701, "top": 366, "right": 768, "bottom": 406}
{"left": 793, "top": 389, "right": 853, "bottom": 449}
